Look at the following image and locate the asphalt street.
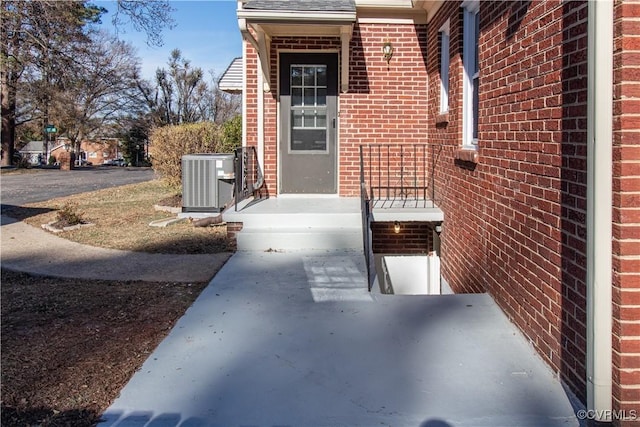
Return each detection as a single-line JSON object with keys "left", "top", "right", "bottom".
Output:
{"left": 0, "top": 167, "right": 155, "bottom": 206}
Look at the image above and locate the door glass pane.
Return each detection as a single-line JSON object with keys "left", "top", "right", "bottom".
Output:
{"left": 303, "top": 67, "right": 315, "bottom": 86}
{"left": 290, "top": 64, "right": 328, "bottom": 152}
{"left": 316, "top": 112, "right": 326, "bottom": 128}
{"left": 303, "top": 111, "right": 315, "bottom": 127}
{"left": 317, "top": 88, "right": 327, "bottom": 106}
{"left": 291, "top": 129, "right": 327, "bottom": 151}
{"left": 317, "top": 68, "right": 327, "bottom": 86}
{"left": 292, "top": 88, "right": 302, "bottom": 106}
{"left": 292, "top": 110, "right": 303, "bottom": 127}
{"left": 291, "top": 67, "right": 303, "bottom": 86}
{"left": 304, "top": 88, "right": 315, "bottom": 106}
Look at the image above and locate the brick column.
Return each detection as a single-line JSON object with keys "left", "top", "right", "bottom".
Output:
{"left": 58, "top": 151, "right": 75, "bottom": 171}
{"left": 612, "top": 1, "right": 640, "bottom": 425}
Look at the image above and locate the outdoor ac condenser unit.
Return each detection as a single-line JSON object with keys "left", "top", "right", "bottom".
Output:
{"left": 182, "top": 153, "right": 235, "bottom": 212}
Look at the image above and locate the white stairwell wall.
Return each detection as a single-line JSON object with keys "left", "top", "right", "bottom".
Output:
{"left": 380, "top": 254, "right": 441, "bottom": 295}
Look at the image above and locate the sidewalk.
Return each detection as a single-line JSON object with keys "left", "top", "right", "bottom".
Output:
{"left": 0, "top": 215, "right": 582, "bottom": 426}
{"left": 102, "top": 250, "right": 581, "bottom": 427}
{"left": 0, "top": 215, "right": 230, "bottom": 283}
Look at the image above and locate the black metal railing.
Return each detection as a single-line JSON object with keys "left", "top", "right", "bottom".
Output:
{"left": 234, "top": 146, "right": 264, "bottom": 211}
{"left": 359, "top": 144, "right": 437, "bottom": 209}
{"left": 360, "top": 146, "right": 375, "bottom": 292}
{"left": 359, "top": 143, "right": 438, "bottom": 291}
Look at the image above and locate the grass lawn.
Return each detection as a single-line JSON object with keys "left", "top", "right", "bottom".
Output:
{"left": 4, "top": 179, "right": 232, "bottom": 254}
{"left": 1, "top": 179, "right": 232, "bottom": 426}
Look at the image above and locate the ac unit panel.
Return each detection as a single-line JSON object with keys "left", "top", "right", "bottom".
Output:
{"left": 182, "top": 154, "right": 235, "bottom": 212}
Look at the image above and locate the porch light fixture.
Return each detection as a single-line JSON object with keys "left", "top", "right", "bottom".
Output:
{"left": 382, "top": 40, "right": 394, "bottom": 63}
{"left": 394, "top": 221, "right": 401, "bottom": 234}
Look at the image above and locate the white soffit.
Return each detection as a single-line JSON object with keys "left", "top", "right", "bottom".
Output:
{"left": 355, "top": 0, "right": 442, "bottom": 24}
{"left": 355, "top": 0, "right": 413, "bottom": 7}
{"left": 237, "top": 9, "right": 356, "bottom": 24}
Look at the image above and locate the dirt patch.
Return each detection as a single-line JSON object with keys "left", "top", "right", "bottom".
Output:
{"left": 157, "top": 194, "right": 182, "bottom": 208}
{"left": 1, "top": 179, "right": 233, "bottom": 425}
{"left": 0, "top": 269, "right": 209, "bottom": 427}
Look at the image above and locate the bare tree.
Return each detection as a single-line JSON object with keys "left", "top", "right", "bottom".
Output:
{"left": 155, "top": 49, "right": 208, "bottom": 125}
{"left": 0, "top": 0, "right": 174, "bottom": 166}
{"left": 140, "top": 50, "right": 241, "bottom": 127}
{"left": 1, "top": 0, "right": 99, "bottom": 165}
{"left": 110, "top": 0, "right": 174, "bottom": 47}
{"left": 207, "top": 70, "right": 242, "bottom": 124}
{"left": 52, "top": 32, "right": 141, "bottom": 152}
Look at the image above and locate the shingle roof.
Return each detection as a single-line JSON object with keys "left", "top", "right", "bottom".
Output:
{"left": 219, "top": 57, "right": 243, "bottom": 94}
{"left": 19, "top": 141, "right": 44, "bottom": 153}
{"left": 243, "top": 0, "right": 356, "bottom": 12}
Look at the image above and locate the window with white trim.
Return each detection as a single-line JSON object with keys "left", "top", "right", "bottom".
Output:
{"left": 462, "top": 1, "right": 479, "bottom": 148}
{"left": 439, "top": 20, "right": 450, "bottom": 114}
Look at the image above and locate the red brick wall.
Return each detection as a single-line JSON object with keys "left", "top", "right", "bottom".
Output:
{"left": 427, "top": 0, "right": 589, "bottom": 402}
{"left": 80, "top": 140, "right": 119, "bottom": 164}
{"left": 243, "top": 46, "right": 266, "bottom": 192}
{"left": 341, "top": 23, "right": 429, "bottom": 196}
{"left": 613, "top": 0, "right": 640, "bottom": 423}
{"left": 372, "top": 222, "right": 434, "bottom": 254}
{"left": 243, "top": 25, "right": 429, "bottom": 196}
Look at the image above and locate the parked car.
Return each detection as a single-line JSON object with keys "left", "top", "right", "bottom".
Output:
{"left": 103, "top": 158, "right": 126, "bottom": 166}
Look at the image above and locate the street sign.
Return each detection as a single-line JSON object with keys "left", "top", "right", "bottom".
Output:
{"left": 45, "top": 124, "right": 57, "bottom": 133}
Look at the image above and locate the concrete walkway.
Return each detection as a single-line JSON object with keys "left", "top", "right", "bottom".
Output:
{"left": 102, "top": 250, "right": 581, "bottom": 427}
{"left": 1, "top": 215, "right": 230, "bottom": 283}
{"left": 0, "top": 215, "right": 581, "bottom": 426}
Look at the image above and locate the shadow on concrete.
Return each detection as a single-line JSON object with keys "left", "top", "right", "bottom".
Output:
{"left": 0, "top": 205, "right": 55, "bottom": 224}
{"left": 420, "top": 420, "right": 453, "bottom": 427}
{"left": 101, "top": 252, "right": 580, "bottom": 427}
{"left": 0, "top": 217, "right": 229, "bottom": 283}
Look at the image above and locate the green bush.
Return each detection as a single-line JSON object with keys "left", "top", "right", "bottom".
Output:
{"left": 149, "top": 121, "right": 241, "bottom": 192}
{"left": 221, "top": 115, "right": 242, "bottom": 153}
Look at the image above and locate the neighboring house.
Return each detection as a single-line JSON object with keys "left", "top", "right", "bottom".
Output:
{"left": 49, "top": 140, "right": 71, "bottom": 164}
{"left": 19, "top": 139, "right": 68, "bottom": 165}
{"left": 80, "top": 138, "right": 121, "bottom": 165}
{"left": 219, "top": 56, "right": 244, "bottom": 94}
{"left": 18, "top": 141, "right": 46, "bottom": 165}
{"left": 232, "top": 0, "right": 638, "bottom": 425}
{"left": 48, "top": 137, "right": 122, "bottom": 165}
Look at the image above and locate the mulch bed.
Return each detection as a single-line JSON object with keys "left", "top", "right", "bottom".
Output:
{"left": 1, "top": 269, "right": 208, "bottom": 427}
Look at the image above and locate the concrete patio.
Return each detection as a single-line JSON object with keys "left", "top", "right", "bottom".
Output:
{"left": 101, "top": 250, "right": 580, "bottom": 427}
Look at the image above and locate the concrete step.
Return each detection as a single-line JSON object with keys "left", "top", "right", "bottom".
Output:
{"left": 224, "top": 211, "right": 362, "bottom": 229}
{"left": 223, "top": 197, "right": 364, "bottom": 251}
{"left": 236, "top": 226, "right": 363, "bottom": 251}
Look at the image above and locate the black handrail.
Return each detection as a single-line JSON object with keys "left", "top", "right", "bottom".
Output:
{"left": 360, "top": 145, "right": 375, "bottom": 292}
{"left": 234, "top": 146, "right": 264, "bottom": 211}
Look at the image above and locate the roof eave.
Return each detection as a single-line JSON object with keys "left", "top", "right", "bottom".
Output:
{"left": 237, "top": 9, "right": 356, "bottom": 23}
